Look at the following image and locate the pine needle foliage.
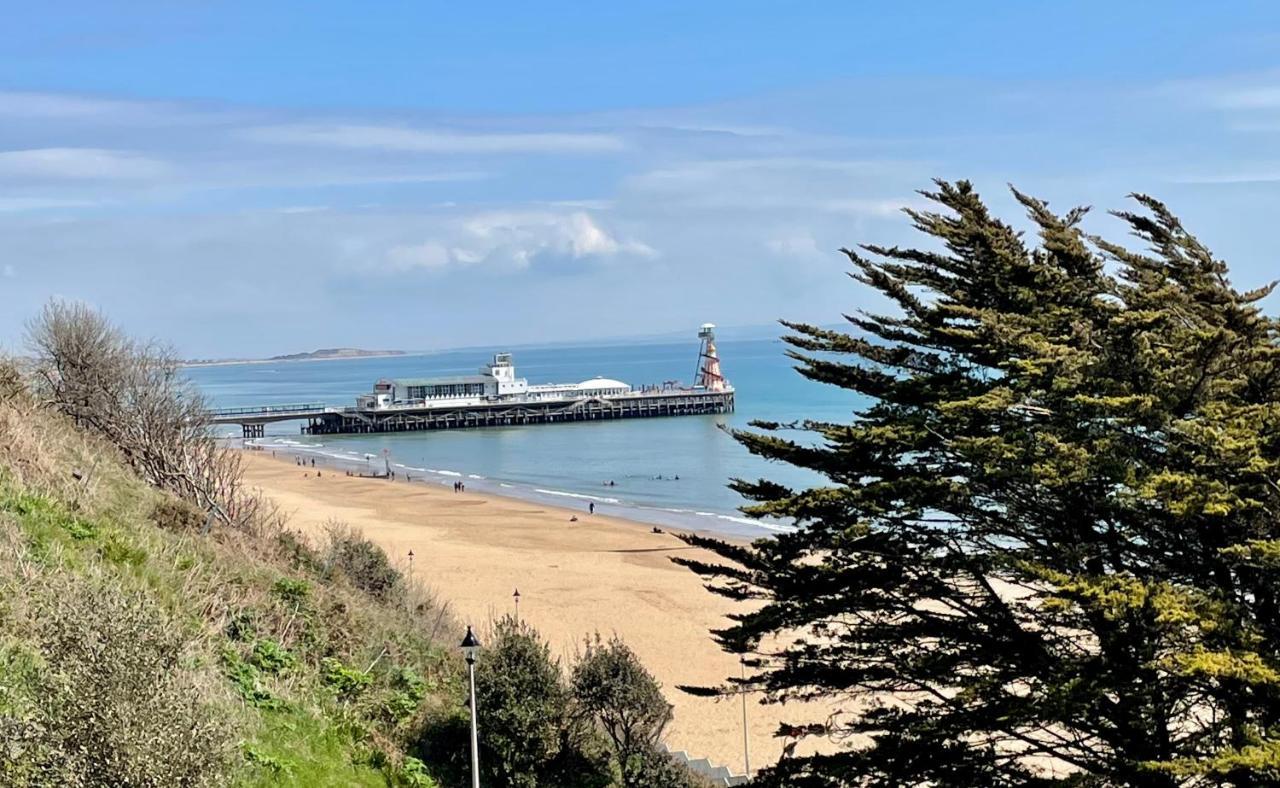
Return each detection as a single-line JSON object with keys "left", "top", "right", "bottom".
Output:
{"left": 676, "top": 181, "right": 1280, "bottom": 786}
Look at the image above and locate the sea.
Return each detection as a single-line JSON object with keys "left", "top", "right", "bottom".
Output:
{"left": 185, "top": 337, "right": 859, "bottom": 537}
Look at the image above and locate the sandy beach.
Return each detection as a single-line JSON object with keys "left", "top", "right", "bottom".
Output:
{"left": 240, "top": 451, "right": 830, "bottom": 772}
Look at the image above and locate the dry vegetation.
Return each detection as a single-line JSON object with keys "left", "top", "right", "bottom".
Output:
{"left": 0, "top": 306, "right": 466, "bottom": 786}
{"left": 25, "top": 300, "right": 264, "bottom": 528}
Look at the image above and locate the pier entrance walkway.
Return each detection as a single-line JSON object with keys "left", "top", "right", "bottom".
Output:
{"left": 208, "top": 403, "right": 332, "bottom": 438}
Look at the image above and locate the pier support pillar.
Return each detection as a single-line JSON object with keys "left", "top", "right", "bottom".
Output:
{"left": 242, "top": 423, "right": 264, "bottom": 440}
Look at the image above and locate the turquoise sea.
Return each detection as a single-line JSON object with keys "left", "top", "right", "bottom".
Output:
{"left": 186, "top": 337, "right": 858, "bottom": 536}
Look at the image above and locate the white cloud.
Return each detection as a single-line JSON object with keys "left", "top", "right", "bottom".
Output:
{"left": 1203, "top": 85, "right": 1280, "bottom": 110}
{"left": 463, "top": 210, "right": 655, "bottom": 261}
{"left": 1162, "top": 72, "right": 1280, "bottom": 112}
{"left": 242, "top": 124, "right": 627, "bottom": 155}
{"left": 622, "top": 157, "right": 927, "bottom": 218}
{"left": 629, "top": 158, "right": 887, "bottom": 189}
{"left": 384, "top": 210, "right": 654, "bottom": 272}
{"left": 0, "top": 197, "right": 99, "bottom": 212}
{"left": 0, "top": 148, "right": 169, "bottom": 180}
{"left": 0, "top": 91, "right": 150, "bottom": 118}
{"left": 821, "top": 197, "right": 927, "bottom": 217}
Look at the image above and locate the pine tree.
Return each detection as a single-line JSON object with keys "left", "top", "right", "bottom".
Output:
{"left": 676, "top": 181, "right": 1280, "bottom": 786}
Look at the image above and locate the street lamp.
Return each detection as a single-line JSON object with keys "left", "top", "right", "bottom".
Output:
{"left": 740, "top": 655, "right": 751, "bottom": 779}
{"left": 461, "top": 626, "right": 481, "bottom": 788}
{"left": 407, "top": 549, "right": 415, "bottom": 581}
{"left": 513, "top": 588, "right": 521, "bottom": 623}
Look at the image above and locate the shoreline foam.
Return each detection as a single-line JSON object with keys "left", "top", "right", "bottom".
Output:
{"left": 245, "top": 436, "right": 795, "bottom": 538}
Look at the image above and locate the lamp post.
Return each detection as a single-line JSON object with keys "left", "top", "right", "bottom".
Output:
{"left": 513, "top": 588, "right": 521, "bottom": 623}
{"left": 740, "top": 655, "right": 751, "bottom": 779}
{"left": 407, "top": 549, "right": 414, "bottom": 581}
{"left": 461, "top": 626, "right": 481, "bottom": 788}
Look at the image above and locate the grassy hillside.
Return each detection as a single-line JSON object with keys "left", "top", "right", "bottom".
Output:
{"left": 0, "top": 380, "right": 465, "bottom": 786}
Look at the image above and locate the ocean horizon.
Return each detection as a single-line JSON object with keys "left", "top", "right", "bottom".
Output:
{"left": 186, "top": 335, "right": 857, "bottom": 536}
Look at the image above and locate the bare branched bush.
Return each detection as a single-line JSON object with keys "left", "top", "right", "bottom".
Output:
{"left": 0, "top": 356, "right": 24, "bottom": 404}
{"left": 26, "top": 299, "right": 259, "bottom": 530}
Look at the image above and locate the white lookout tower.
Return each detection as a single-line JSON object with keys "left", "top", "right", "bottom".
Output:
{"left": 694, "top": 323, "right": 727, "bottom": 391}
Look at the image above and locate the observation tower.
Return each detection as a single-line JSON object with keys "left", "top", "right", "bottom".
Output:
{"left": 695, "top": 323, "right": 727, "bottom": 391}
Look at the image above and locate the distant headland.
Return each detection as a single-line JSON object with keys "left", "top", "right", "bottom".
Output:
{"left": 182, "top": 348, "right": 407, "bottom": 367}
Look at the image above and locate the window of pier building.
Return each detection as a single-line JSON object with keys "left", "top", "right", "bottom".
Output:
{"left": 406, "top": 382, "right": 487, "bottom": 399}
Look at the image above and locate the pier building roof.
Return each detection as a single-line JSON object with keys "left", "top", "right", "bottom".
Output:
{"left": 389, "top": 375, "right": 493, "bottom": 387}
{"left": 576, "top": 378, "right": 629, "bottom": 389}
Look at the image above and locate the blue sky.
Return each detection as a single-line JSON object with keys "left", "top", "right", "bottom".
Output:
{"left": 5, "top": 2, "right": 1280, "bottom": 356}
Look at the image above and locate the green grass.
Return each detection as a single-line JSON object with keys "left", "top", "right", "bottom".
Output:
{"left": 0, "top": 485, "right": 98, "bottom": 563}
{"left": 236, "top": 708, "right": 388, "bottom": 788}
{"left": 0, "top": 405, "right": 466, "bottom": 786}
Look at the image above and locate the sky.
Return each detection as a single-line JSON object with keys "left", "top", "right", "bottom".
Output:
{"left": 5, "top": 2, "right": 1280, "bottom": 357}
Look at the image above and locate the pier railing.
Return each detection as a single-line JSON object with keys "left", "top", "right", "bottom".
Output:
{"left": 208, "top": 402, "right": 327, "bottom": 417}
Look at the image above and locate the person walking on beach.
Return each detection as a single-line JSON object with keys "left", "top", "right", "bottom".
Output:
{"left": 589, "top": 502, "right": 595, "bottom": 515}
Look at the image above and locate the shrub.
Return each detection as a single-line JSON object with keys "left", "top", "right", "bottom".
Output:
{"left": 397, "top": 755, "right": 439, "bottom": 787}
{"left": 381, "top": 666, "right": 430, "bottom": 723}
{"left": 150, "top": 497, "right": 205, "bottom": 532}
{"left": 572, "top": 634, "right": 675, "bottom": 788}
{"left": 249, "top": 639, "right": 296, "bottom": 674}
{"left": 225, "top": 609, "right": 258, "bottom": 642}
{"left": 322, "top": 523, "right": 403, "bottom": 601}
{"left": 222, "top": 647, "right": 280, "bottom": 709}
{"left": 321, "top": 657, "right": 373, "bottom": 701}
{"left": 473, "top": 617, "right": 612, "bottom": 788}
{"left": 274, "top": 528, "right": 325, "bottom": 574}
{"left": 3, "top": 575, "right": 234, "bottom": 786}
{"left": 624, "top": 747, "right": 714, "bottom": 788}
{"left": 271, "top": 576, "right": 311, "bottom": 605}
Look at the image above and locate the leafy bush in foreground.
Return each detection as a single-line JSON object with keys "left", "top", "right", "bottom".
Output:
{"left": 572, "top": 634, "right": 678, "bottom": 788}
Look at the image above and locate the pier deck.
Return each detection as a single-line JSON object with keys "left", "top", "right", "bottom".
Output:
{"left": 211, "top": 390, "right": 734, "bottom": 438}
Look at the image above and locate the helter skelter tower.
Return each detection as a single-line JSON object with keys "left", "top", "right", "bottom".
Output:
{"left": 694, "top": 323, "right": 727, "bottom": 391}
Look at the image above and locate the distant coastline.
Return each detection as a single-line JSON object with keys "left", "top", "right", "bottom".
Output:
{"left": 182, "top": 348, "right": 407, "bottom": 368}
{"left": 179, "top": 321, "right": 805, "bottom": 369}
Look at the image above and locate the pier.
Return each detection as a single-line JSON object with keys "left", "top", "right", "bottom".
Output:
{"left": 208, "top": 324, "right": 735, "bottom": 438}
{"left": 305, "top": 389, "right": 733, "bottom": 435}
{"left": 210, "top": 390, "right": 733, "bottom": 438}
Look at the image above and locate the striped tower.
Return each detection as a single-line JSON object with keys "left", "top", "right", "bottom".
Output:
{"left": 695, "top": 323, "right": 726, "bottom": 391}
